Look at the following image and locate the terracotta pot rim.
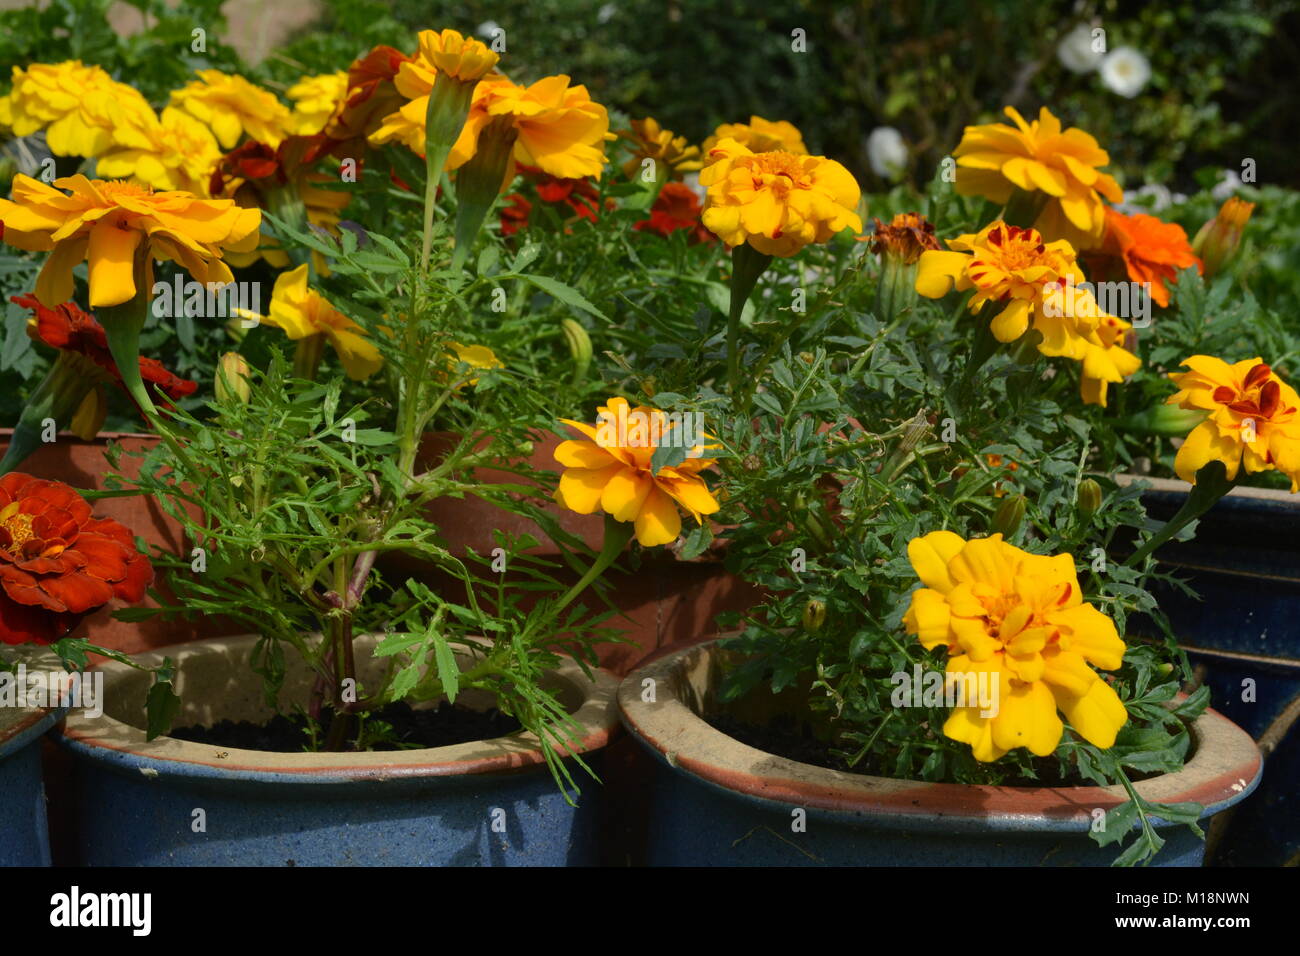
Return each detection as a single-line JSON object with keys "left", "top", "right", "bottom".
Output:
{"left": 1116, "top": 472, "right": 1298, "bottom": 506}
{"left": 59, "top": 634, "right": 621, "bottom": 784}
{"left": 0, "top": 429, "right": 158, "bottom": 445}
{"left": 619, "top": 638, "right": 1263, "bottom": 832}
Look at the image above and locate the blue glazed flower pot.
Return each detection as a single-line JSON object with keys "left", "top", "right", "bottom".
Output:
{"left": 1127, "top": 476, "right": 1300, "bottom": 866}
{"left": 620, "top": 639, "right": 1262, "bottom": 867}
{"left": 58, "top": 635, "right": 620, "bottom": 866}
{"left": 1, "top": 698, "right": 67, "bottom": 867}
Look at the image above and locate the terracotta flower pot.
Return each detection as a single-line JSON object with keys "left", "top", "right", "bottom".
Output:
{"left": 619, "top": 638, "right": 1263, "bottom": 866}
{"left": 0, "top": 429, "right": 233, "bottom": 656}
{"left": 58, "top": 633, "right": 621, "bottom": 866}
{"left": 1119, "top": 473, "right": 1300, "bottom": 866}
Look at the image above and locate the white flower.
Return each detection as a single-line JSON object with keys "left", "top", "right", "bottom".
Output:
{"left": 1121, "top": 183, "right": 1173, "bottom": 213}
{"left": 597, "top": 3, "right": 618, "bottom": 23}
{"left": 477, "top": 20, "right": 503, "bottom": 40}
{"left": 1058, "top": 24, "right": 1104, "bottom": 73}
{"left": 681, "top": 170, "right": 705, "bottom": 202}
{"left": 866, "top": 126, "right": 907, "bottom": 180}
{"left": 1212, "top": 169, "right": 1243, "bottom": 201}
{"left": 1100, "top": 47, "right": 1151, "bottom": 98}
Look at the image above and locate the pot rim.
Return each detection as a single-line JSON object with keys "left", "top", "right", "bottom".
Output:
{"left": 59, "top": 634, "right": 621, "bottom": 784}
{"left": 1116, "top": 472, "right": 1297, "bottom": 506}
{"left": 619, "top": 638, "right": 1263, "bottom": 832}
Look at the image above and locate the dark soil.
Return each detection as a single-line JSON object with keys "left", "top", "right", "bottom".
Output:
{"left": 169, "top": 700, "right": 522, "bottom": 753}
{"left": 706, "top": 711, "right": 1120, "bottom": 787}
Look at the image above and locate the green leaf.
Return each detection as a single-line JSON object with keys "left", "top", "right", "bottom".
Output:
{"left": 432, "top": 634, "right": 460, "bottom": 703}
{"left": 145, "top": 660, "right": 182, "bottom": 741}
{"left": 518, "top": 273, "right": 608, "bottom": 321}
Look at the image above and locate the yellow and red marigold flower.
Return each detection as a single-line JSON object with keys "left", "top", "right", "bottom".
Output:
{"left": 635, "top": 182, "right": 712, "bottom": 243}
{"left": 618, "top": 117, "right": 702, "bottom": 180}
{"left": 903, "top": 531, "right": 1128, "bottom": 761}
{"left": 0, "top": 60, "right": 156, "bottom": 157}
{"left": 0, "top": 174, "right": 261, "bottom": 309}
{"left": 1095, "top": 207, "right": 1201, "bottom": 308}
{"left": 0, "top": 473, "right": 152, "bottom": 645}
{"left": 96, "top": 107, "right": 222, "bottom": 196}
{"left": 554, "top": 396, "right": 719, "bottom": 547}
{"left": 12, "top": 294, "right": 196, "bottom": 415}
{"left": 322, "top": 45, "right": 413, "bottom": 150}
{"left": 916, "top": 221, "right": 1140, "bottom": 407}
{"left": 953, "top": 106, "right": 1123, "bottom": 251}
{"left": 1166, "top": 356, "right": 1300, "bottom": 490}
{"left": 168, "top": 70, "right": 292, "bottom": 149}
{"left": 499, "top": 193, "right": 531, "bottom": 236}
{"left": 699, "top": 139, "right": 862, "bottom": 257}
{"left": 243, "top": 264, "right": 381, "bottom": 381}
{"left": 286, "top": 72, "right": 350, "bottom": 136}
{"left": 701, "top": 115, "right": 807, "bottom": 156}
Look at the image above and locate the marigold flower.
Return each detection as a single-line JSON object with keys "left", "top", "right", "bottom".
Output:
{"left": 394, "top": 28, "right": 501, "bottom": 95}
{"left": 554, "top": 396, "right": 719, "bottom": 547}
{"left": 0, "top": 60, "right": 155, "bottom": 157}
{"left": 916, "top": 221, "right": 1140, "bottom": 406}
{"left": 446, "top": 342, "right": 502, "bottom": 388}
{"left": 1192, "top": 197, "right": 1255, "bottom": 278}
{"left": 12, "top": 294, "right": 197, "bottom": 410}
{"left": 953, "top": 106, "right": 1123, "bottom": 250}
{"left": 699, "top": 139, "right": 862, "bottom": 257}
{"left": 286, "top": 72, "right": 350, "bottom": 135}
{"left": 0, "top": 473, "right": 152, "bottom": 645}
{"left": 863, "top": 212, "right": 942, "bottom": 264}
{"left": 96, "top": 107, "right": 222, "bottom": 196}
{"left": 372, "top": 73, "right": 610, "bottom": 180}
{"left": 1166, "top": 356, "right": 1300, "bottom": 490}
{"left": 0, "top": 174, "right": 261, "bottom": 309}
{"left": 634, "top": 183, "right": 712, "bottom": 242}
{"left": 903, "top": 531, "right": 1128, "bottom": 761}
{"left": 618, "top": 117, "right": 702, "bottom": 180}
{"left": 244, "top": 264, "right": 381, "bottom": 381}
{"left": 701, "top": 115, "right": 807, "bottom": 156}
{"left": 1095, "top": 207, "right": 1200, "bottom": 308}
{"left": 168, "top": 70, "right": 292, "bottom": 149}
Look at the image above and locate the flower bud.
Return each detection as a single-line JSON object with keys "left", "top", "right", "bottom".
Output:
{"left": 1077, "top": 479, "right": 1102, "bottom": 522}
{"left": 1192, "top": 197, "right": 1254, "bottom": 278}
{"left": 216, "top": 352, "right": 252, "bottom": 404}
{"left": 991, "top": 494, "right": 1027, "bottom": 538}
{"left": 802, "top": 599, "right": 827, "bottom": 633}
{"left": 866, "top": 212, "right": 940, "bottom": 322}
{"left": 70, "top": 385, "right": 108, "bottom": 441}
{"left": 561, "top": 318, "right": 592, "bottom": 380}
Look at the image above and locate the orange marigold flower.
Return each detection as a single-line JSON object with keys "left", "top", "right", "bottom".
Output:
{"left": 1100, "top": 207, "right": 1201, "bottom": 308}
{"left": 0, "top": 473, "right": 153, "bottom": 644}
{"left": 634, "top": 183, "right": 712, "bottom": 243}
{"left": 862, "top": 212, "right": 942, "bottom": 263}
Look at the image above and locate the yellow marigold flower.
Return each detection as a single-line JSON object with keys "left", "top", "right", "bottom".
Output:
{"left": 953, "top": 106, "right": 1123, "bottom": 250}
{"left": 0, "top": 60, "right": 155, "bottom": 157}
{"left": 0, "top": 174, "right": 260, "bottom": 308}
{"left": 286, "top": 72, "right": 350, "bottom": 135}
{"left": 903, "top": 531, "right": 1128, "bottom": 761}
{"left": 372, "top": 73, "right": 609, "bottom": 181}
{"left": 1192, "top": 197, "right": 1255, "bottom": 278}
{"left": 915, "top": 221, "right": 1140, "bottom": 407}
{"left": 444, "top": 342, "right": 502, "bottom": 389}
{"left": 393, "top": 28, "right": 501, "bottom": 95}
{"left": 1166, "top": 356, "right": 1300, "bottom": 490}
{"left": 168, "top": 70, "right": 292, "bottom": 149}
{"left": 96, "top": 107, "right": 221, "bottom": 196}
{"left": 618, "top": 117, "right": 702, "bottom": 180}
{"left": 553, "top": 396, "right": 719, "bottom": 547}
{"left": 699, "top": 138, "right": 862, "bottom": 257}
{"left": 701, "top": 115, "right": 807, "bottom": 156}
{"left": 247, "top": 265, "right": 381, "bottom": 380}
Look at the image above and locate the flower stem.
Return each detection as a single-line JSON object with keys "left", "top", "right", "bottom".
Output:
{"left": 725, "top": 242, "right": 773, "bottom": 402}
{"left": 1124, "top": 461, "right": 1235, "bottom": 568}
{"left": 551, "top": 515, "right": 635, "bottom": 620}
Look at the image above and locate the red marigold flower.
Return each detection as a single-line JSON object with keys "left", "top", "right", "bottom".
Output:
{"left": 0, "top": 473, "right": 153, "bottom": 644}
{"left": 635, "top": 182, "right": 712, "bottom": 243}
{"left": 519, "top": 164, "right": 605, "bottom": 223}
{"left": 500, "top": 193, "right": 532, "bottom": 236}
{"left": 1098, "top": 207, "right": 1202, "bottom": 308}
{"left": 12, "top": 294, "right": 197, "bottom": 409}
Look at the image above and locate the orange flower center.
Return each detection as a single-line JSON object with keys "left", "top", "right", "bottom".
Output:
{"left": 743, "top": 151, "right": 809, "bottom": 192}
{"left": 967, "top": 225, "right": 1055, "bottom": 296}
{"left": 1, "top": 510, "right": 35, "bottom": 556}
{"left": 1212, "top": 363, "right": 1282, "bottom": 420}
